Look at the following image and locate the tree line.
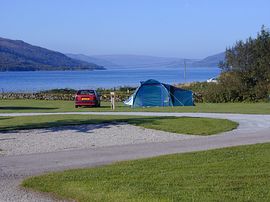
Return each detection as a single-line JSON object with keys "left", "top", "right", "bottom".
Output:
{"left": 185, "top": 26, "right": 270, "bottom": 103}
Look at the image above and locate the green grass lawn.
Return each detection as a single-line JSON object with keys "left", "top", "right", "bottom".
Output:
{"left": 0, "top": 99, "right": 270, "bottom": 114}
{"left": 22, "top": 143, "right": 270, "bottom": 202}
{"left": 0, "top": 115, "right": 237, "bottom": 135}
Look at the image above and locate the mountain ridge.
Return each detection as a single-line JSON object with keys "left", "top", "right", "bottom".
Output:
{"left": 0, "top": 36, "right": 224, "bottom": 71}
{"left": 67, "top": 53, "right": 224, "bottom": 69}
{"left": 189, "top": 52, "right": 225, "bottom": 67}
{"left": 0, "top": 37, "right": 104, "bottom": 71}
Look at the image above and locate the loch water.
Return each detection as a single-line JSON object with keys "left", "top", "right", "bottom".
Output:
{"left": 0, "top": 67, "right": 220, "bottom": 92}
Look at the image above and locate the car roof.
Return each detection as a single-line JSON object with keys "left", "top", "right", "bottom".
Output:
{"left": 76, "top": 90, "right": 96, "bottom": 94}
{"left": 77, "top": 89, "right": 96, "bottom": 91}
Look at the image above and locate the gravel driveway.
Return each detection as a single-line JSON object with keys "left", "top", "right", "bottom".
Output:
{"left": 0, "top": 123, "right": 195, "bottom": 156}
{"left": 1, "top": 112, "right": 270, "bottom": 202}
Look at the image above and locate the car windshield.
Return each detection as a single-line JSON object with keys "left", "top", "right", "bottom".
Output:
{"left": 77, "top": 90, "right": 95, "bottom": 95}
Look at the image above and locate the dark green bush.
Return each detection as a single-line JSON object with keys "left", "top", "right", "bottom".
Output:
{"left": 218, "top": 26, "right": 270, "bottom": 102}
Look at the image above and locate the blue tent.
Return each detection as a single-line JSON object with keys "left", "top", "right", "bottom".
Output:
{"left": 124, "top": 79, "right": 194, "bottom": 107}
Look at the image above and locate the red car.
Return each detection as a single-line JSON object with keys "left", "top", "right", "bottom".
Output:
{"left": 75, "top": 90, "right": 101, "bottom": 108}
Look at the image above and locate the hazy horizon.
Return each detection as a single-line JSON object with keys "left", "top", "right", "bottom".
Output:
{"left": 1, "top": 0, "right": 270, "bottom": 58}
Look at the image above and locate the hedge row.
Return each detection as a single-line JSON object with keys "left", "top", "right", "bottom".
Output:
{"left": 179, "top": 81, "right": 270, "bottom": 103}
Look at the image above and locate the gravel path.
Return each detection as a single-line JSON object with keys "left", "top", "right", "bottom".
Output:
{"left": 0, "top": 112, "right": 270, "bottom": 202}
{"left": 0, "top": 123, "right": 195, "bottom": 156}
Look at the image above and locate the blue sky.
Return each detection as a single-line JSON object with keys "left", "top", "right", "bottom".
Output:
{"left": 1, "top": 0, "right": 270, "bottom": 58}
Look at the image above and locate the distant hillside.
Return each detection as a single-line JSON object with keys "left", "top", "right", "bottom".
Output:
{"left": 67, "top": 53, "right": 224, "bottom": 69}
{"left": 88, "top": 55, "right": 187, "bottom": 68}
{"left": 67, "top": 54, "right": 198, "bottom": 69}
{"left": 0, "top": 37, "right": 104, "bottom": 71}
{"left": 189, "top": 52, "right": 225, "bottom": 67}
{"left": 66, "top": 53, "right": 119, "bottom": 68}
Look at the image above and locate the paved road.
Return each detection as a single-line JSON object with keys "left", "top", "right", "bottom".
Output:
{"left": 1, "top": 112, "right": 270, "bottom": 201}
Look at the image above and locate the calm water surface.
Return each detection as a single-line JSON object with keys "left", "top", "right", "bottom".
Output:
{"left": 0, "top": 67, "right": 220, "bottom": 92}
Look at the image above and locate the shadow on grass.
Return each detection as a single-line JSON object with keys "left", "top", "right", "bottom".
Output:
{"left": 0, "top": 117, "right": 12, "bottom": 121}
{"left": 0, "top": 106, "right": 58, "bottom": 110}
{"left": 0, "top": 116, "right": 178, "bottom": 133}
{"left": 76, "top": 105, "right": 130, "bottom": 110}
{"left": 77, "top": 106, "right": 108, "bottom": 109}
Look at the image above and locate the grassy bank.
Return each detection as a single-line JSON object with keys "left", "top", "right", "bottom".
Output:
{"left": 0, "top": 115, "right": 237, "bottom": 135}
{"left": 22, "top": 143, "right": 270, "bottom": 201}
{"left": 0, "top": 99, "right": 270, "bottom": 114}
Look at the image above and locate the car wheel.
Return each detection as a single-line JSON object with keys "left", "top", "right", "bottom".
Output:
{"left": 75, "top": 105, "right": 79, "bottom": 108}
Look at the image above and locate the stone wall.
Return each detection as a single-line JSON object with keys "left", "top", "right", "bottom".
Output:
{"left": 0, "top": 92, "right": 131, "bottom": 102}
